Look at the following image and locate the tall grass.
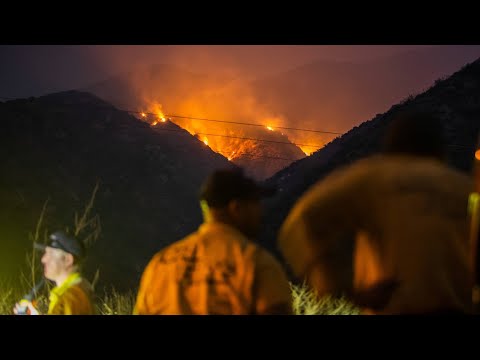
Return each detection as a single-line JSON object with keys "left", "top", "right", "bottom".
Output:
{"left": 1, "top": 281, "right": 360, "bottom": 315}
{"left": 291, "top": 282, "right": 361, "bottom": 315}
{"left": 2, "top": 181, "right": 360, "bottom": 315}
{"left": 96, "top": 288, "right": 136, "bottom": 315}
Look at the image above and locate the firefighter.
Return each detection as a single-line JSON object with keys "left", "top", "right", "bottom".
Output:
{"left": 14, "top": 230, "right": 95, "bottom": 315}
{"left": 134, "top": 168, "right": 293, "bottom": 315}
{"left": 278, "top": 111, "right": 475, "bottom": 314}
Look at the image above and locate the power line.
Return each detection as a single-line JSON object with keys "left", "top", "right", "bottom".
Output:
{"left": 0, "top": 97, "right": 308, "bottom": 161}
{"left": 0, "top": 96, "right": 344, "bottom": 136}
{"left": 197, "top": 132, "right": 322, "bottom": 148}
{"left": 126, "top": 108, "right": 343, "bottom": 135}
{"left": 0, "top": 95, "right": 325, "bottom": 155}
{"left": 152, "top": 128, "right": 313, "bottom": 161}
{"left": 151, "top": 127, "right": 323, "bottom": 148}
{"left": 2, "top": 95, "right": 473, "bottom": 160}
{"left": 232, "top": 155, "right": 301, "bottom": 162}
{"left": 159, "top": 113, "right": 343, "bottom": 135}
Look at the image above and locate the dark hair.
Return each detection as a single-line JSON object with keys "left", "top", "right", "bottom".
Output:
{"left": 199, "top": 168, "right": 276, "bottom": 208}
{"left": 382, "top": 110, "right": 446, "bottom": 161}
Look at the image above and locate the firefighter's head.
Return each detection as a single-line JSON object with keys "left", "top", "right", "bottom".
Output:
{"left": 34, "top": 231, "right": 85, "bottom": 284}
{"left": 382, "top": 110, "right": 447, "bottom": 162}
{"left": 199, "top": 168, "right": 276, "bottom": 238}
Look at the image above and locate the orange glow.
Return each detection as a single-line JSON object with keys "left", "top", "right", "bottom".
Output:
{"left": 143, "top": 101, "right": 167, "bottom": 124}
{"left": 124, "top": 69, "right": 347, "bottom": 177}
{"left": 298, "top": 147, "right": 315, "bottom": 156}
{"left": 141, "top": 112, "right": 146, "bottom": 118}
{"left": 140, "top": 100, "right": 328, "bottom": 168}
{"left": 143, "top": 102, "right": 261, "bottom": 157}
{"left": 475, "top": 149, "right": 480, "bottom": 161}
{"left": 227, "top": 151, "right": 237, "bottom": 161}
{"left": 170, "top": 114, "right": 288, "bottom": 160}
{"left": 294, "top": 132, "right": 329, "bottom": 156}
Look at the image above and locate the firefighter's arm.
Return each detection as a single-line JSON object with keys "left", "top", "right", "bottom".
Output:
{"left": 253, "top": 248, "right": 293, "bottom": 315}
{"left": 278, "top": 164, "right": 364, "bottom": 298}
{"left": 133, "top": 253, "right": 165, "bottom": 315}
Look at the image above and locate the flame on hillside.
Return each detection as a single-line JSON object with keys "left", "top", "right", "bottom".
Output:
{"left": 120, "top": 62, "right": 345, "bottom": 174}
{"left": 136, "top": 100, "right": 336, "bottom": 164}
{"left": 137, "top": 102, "right": 286, "bottom": 159}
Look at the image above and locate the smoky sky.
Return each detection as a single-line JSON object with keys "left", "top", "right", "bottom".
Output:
{"left": 2, "top": 45, "right": 480, "bottom": 138}
{"left": 0, "top": 45, "right": 463, "bottom": 99}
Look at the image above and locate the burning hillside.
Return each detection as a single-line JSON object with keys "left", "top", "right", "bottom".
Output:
{"left": 134, "top": 101, "right": 317, "bottom": 179}
{"left": 86, "top": 65, "right": 337, "bottom": 180}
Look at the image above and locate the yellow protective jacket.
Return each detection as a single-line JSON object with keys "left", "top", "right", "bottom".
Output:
{"left": 279, "top": 155, "right": 474, "bottom": 314}
{"left": 134, "top": 222, "right": 292, "bottom": 315}
{"left": 48, "top": 272, "right": 95, "bottom": 315}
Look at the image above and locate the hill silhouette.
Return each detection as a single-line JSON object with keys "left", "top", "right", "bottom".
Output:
{"left": 0, "top": 90, "right": 234, "bottom": 291}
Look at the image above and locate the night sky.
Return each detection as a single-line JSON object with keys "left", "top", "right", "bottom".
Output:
{"left": 2, "top": 45, "right": 476, "bottom": 98}
{"left": 1, "top": 44, "right": 480, "bottom": 313}
{"left": 2, "top": 45, "right": 480, "bottom": 134}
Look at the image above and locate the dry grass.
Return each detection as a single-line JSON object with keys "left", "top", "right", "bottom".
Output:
{"left": 1, "top": 281, "right": 360, "bottom": 315}
{"left": 291, "top": 282, "right": 361, "bottom": 315}
{"left": 2, "top": 183, "right": 360, "bottom": 315}
{"left": 0, "top": 279, "right": 49, "bottom": 315}
{"left": 96, "top": 288, "right": 136, "bottom": 315}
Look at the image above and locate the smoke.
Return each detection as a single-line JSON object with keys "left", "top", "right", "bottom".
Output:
{"left": 84, "top": 45, "right": 435, "bottom": 79}
{"left": 8, "top": 45, "right": 478, "bottom": 177}
{"left": 116, "top": 52, "right": 293, "bottom": 141}
{"left": 80, "top": 45, "right": 480, "bottom": 159}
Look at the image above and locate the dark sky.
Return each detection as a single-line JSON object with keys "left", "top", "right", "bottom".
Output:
{"left": 1, "top": 44, "right": 480, "bottom": 138}
{"left": 0, "top": 45, "right": 465, "bottom": 99}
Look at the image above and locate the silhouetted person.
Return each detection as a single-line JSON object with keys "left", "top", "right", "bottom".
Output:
{"left": 134, "top": 168, "right": 293, "bottom": 315}
{"left": 278, "top": 111, "right": 474, "bottom": 314}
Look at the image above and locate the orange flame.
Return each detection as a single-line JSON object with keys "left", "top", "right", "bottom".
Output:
{"left": 227, "top": 151, "right": 237, "bottom": 161}
{"left": 142, "top": 101, "right": 330, "bottom": 166}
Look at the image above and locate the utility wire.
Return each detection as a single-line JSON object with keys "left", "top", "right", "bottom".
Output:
{"left": 0, "top": 96, "right": 344, "bottom": 135}
{"left": 151, "top": 127, "right": 323, "bottom": 148}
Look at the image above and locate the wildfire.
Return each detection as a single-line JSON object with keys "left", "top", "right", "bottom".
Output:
{"left": 299, "top": 147, "right": 317, "bottom": 156}
{"left": 227, "top": 151, "right": 237, "bottom": 161}
{"left": 141, "top": 102, "right": 327, "bottom": 169}
{"left": 140, "top": 102, "right": 171, "bottom": 128}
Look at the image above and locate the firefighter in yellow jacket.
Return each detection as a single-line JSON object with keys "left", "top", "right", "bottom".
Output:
{"left": 278, "top": 111, "right": 475, "bottom": 314}
{"left": 134, "top": 169, "right": 293, "bottom": 315}
{"left": 14, "top": 231, "right": 95, "bottom": 315}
